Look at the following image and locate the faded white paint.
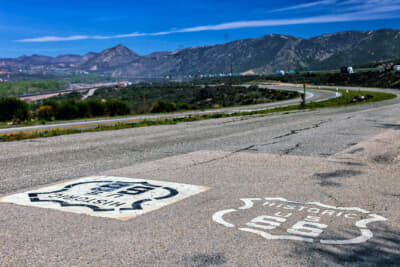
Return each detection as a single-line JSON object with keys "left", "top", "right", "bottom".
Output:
{"left": 238, "top": 198, "right": 261, "bottom": 210}
{"left": 1, "top": 176, "right": 210, "bottom": 220}
{"left": 212, "top": 209, "right": 236, "bottom": 228}
{"left": 213, "top": 197, "right": 387, "bottom": 245}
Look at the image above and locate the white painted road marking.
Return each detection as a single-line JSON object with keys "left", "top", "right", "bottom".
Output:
{"left": 1, "top": 176, "right": 210, "bottom": 220}
{"left": 212, "top": 209, "right": 236, "bottom": 227}
{"left": 213, "top": 197, "right": 387, "bottom": 245}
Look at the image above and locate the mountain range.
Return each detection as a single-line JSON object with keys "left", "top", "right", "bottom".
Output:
{"left": 1, "top": 28, "right": 400, "bottom": 77}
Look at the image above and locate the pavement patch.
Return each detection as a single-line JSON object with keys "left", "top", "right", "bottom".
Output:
{"left": 1, "top": 176, "right": 210, "bottom": 220}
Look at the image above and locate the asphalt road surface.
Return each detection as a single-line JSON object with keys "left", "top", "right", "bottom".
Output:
{"left": 0, "top": 85, "right": 399, "bottom": 266}
{"left": 0, "top": 85, "right": 335, "bottom": 136}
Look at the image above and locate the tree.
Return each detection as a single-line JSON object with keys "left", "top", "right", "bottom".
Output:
{"left": 37, "top": 105, "right": 55, "bottom": 121}
{"left": 0, "top": 97, "right": 30, "bottom": 122}
{"left": 77, "top": 102, "right": 90, "bottom": 118}
{"left": 105, "top": 100, "right": 131, "bottom": 116}
{"left": 87, "top": 99, "right": 106, "bottom": 117}
{"left": 150, "top": 100, "right": 176, "bottom": 113}
{"left": 42, "top": 100, "right": 60, "bottom": 111}
{"left": 55, "top": 100, "right": 79, "bottom": 120}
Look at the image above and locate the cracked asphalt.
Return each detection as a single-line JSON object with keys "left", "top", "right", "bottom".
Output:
{"left": 0, "top": 89, "right": 398, "bottom": 194}
{"left": 0, "top": 86, "right": 399, "bottom": 266}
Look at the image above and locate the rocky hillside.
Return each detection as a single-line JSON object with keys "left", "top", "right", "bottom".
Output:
{"left": 1, "top": 28, "right": 400, "bottom": 77}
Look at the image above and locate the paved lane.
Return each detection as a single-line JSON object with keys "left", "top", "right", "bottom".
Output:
{"left": 0, "top": 86, "right": 398, "bottom": 265}
{"left": 0, "top": 86, "right": 335, "bottom": 136}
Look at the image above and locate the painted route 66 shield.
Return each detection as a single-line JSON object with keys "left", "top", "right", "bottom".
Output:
{"left": 1, "top": 176, "right": 209, "bottom": 220}
{"left": 213, "top": 197, "right": 387, "bottom": 245}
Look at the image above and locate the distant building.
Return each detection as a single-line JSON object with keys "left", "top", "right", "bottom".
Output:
{"left": 394, "top": 65, "right": 400, "bottom": 71}
{"left": 275, "top": 70, "right": 285, "bottom": 75}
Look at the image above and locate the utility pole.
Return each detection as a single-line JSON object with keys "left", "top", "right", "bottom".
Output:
{"left": 230, "top": 60, "right": 233, "bottom": 85}
{"left": 197, "top": 66, "right": 201, "bottom": 86}
{"left": 143, "top": 86, "right": 146, "bottom": 113}
{"left": 303, "top": 83, "right": 307, "bottom": 105}
{"left": 194, "top": 66, "right": 200, "bottom": 100}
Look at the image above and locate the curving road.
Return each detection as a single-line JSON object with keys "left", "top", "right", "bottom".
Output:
{"left": 0, "top": 84, "right": 399, "bottom": 266}
{"left": 0, "top": 85, "right": 336, "bottom": 136}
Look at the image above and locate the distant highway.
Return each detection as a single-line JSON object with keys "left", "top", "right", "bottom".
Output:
{"left": 18, "top": 82, "right": 122, "bottom": 102}
{"left": 1, "top": 85, "right": 336, "bottom": 136}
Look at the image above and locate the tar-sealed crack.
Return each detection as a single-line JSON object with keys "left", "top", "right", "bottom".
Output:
{"left": 236, "top": 145, "right": 258, "bottom": 152}
{"left": 328, "top": 161, "right": 367, "bottom": 167}
{"left": 273, "top": 120, "right": 329, "bottom": 140}
{"left": 186, "top": 121, "right": 331, "bottom": 166}
{"left": 347, "top": 147, "right": 365, "bottom": 154}
{"left": 282, "top": 143, "right": 301, "bottom": 155}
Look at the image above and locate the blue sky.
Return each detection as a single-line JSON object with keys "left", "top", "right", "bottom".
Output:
{"left": 1, "top": 0, "right": 400, "bottom": 58}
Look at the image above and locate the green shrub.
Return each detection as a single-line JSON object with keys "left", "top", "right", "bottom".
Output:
{"left": 55, "top": 100, "right": 79, "bottom": 120}
{"left": 177, "top": 103, "right": 191, "bottom": 110}
{"left": 105, "top": 100, "right": 131, "bottom": 116}
{"left": 77, "top": 102, "right": 90, "bottom": 118}
{"left": 87, "top": 99, "right": 106, "bottom": 117}
{"left": 42, "top": 100, "right": 60, "bottom": 111}
{"left": 37, "top": 105, "right": 55, "bottom": 120}
{"left": 150, "top": 100, "right": 176, "bottom": 113}
{"left": 0, "top": 97, "right": 30, "bottom": 122}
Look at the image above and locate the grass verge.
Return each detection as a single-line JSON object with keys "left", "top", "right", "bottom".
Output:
{"left": 0, "top": 89, "right": 396, "bottom": 142}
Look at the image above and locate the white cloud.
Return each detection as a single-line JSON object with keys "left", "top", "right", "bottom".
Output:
{"left": 19, "top": 35, "right": 89, "bottom": 42}
{"left": 17, "top": 0, "right": 400, "bottom": 43}
{"left": 270, "top": 0, "right": 336, "bottom": 13}
{"left": 336, "top": 0, "right": 399, "bottom": 12}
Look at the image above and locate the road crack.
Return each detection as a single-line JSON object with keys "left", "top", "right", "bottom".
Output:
{"left": 282, "top": 143, "right": 301, "bottom": 155}
{"left": 273, "top": 120, "right": 329, "bottom": 140}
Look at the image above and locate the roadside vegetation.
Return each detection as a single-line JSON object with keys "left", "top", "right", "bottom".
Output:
{"left": 0, "top": 72, "right": 115, "bottom": 84}
{"left": 216, "top": 70, "right": 400, "bottom": 89}
{"left": 0, "top": 84, "right": 298, "bottom": 125}
{"left": 0, "top": 80, "right": 64, "bottom": 97}
{"left": 0, "top": 88, "right": 396, "bottom": 142}
{"left": 88, "top": 84, "right": 299, "bottom": 113}
{"left": 261, "top": 71, "right": 400, "bottom": 89}
{"left": 0, "top": 97, "right": 30, "bottom": 122}
{"left": 0, "top": 97, "right": 131, "bottom": 124}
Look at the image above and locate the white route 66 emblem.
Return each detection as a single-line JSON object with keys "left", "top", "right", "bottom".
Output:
{"left": 213, "top": 197, "right": 387, "bottom": 245}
